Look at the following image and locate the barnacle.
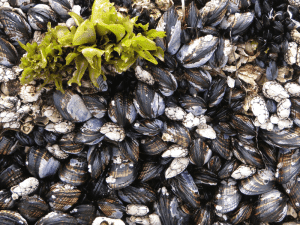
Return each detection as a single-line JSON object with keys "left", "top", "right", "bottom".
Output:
{"left": 19, "top": 0, "right": 165, "bottom": 93}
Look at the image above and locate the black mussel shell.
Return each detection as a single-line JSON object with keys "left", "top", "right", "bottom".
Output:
{"left": 97, "top": 195, "right": 125, "bottom": 219}
{"left": 0, "top": 210, "right": 27, "bottom": 225}
{"left": 194, "top": 202, "right": 214, "bottom": 225}
{"left": 276, "top": 149, "right": 300, "bottom": 184}
{"left": 192, "top": 168, "right": 219, "bottom": 186}
{"left": 18, "top": 195, "right": 49, "bottom": 222}
{"left": 132, "top": 119, "right": 163, "bottom": 136}
{"left": 229, "top": 202, "right": 252, "bottom": 225}
{"left": 28, "top": 4, "right": 57, "bottom": 31}
{"left": 207, "top": 155, "right": 222, "bottom": 173}
{"left": 118, "top": 183, "right": 156, "bottom": 204}
{"left": 151, "top": 66, "right": 178, "bottom": 96}
{"left": 70, "top": 204, "right": 96, "bottom": 225}
{"left": 162, "top": 121, "right": 191, "bottom": 147}
{"left": 282, "top": 175, "right": 300, "bottom": 212}
{"left": 0, "top": 136, "right": 18, "bottom": 155}
{"left": 0, "top": 164, "right": 25, "bottom": 189}
{"left": 0, "top": 37, "right": 18, "bottom": 67}
{"left": 36, "top": 211, "right": 78, "bottom": 225}
{"left": 138, "top": 161, "right": 165, "bottom": 182}
{"left": 58, "top": 156, "right": 89, "bottom": 186}
{"left": 185, "top": 68, "right": 212, "bottom": 92}
{"left": 118, "top": 136, "right": 139, "bottom": 163}
{"left": 239, "top": 169, "right": 275, "bottom": 195}
{"left": 230, "top": 114, "right": 256, "bottom": 139}
{"left": 200, "top": 0, "right": 229, "bottom": 27}
{"left": 49, "top": 0, "right": 73, "bottom": 19}
{"left": 189, "top": 138, "right": 212, "bottom": 167}
{"left": 218, "top": 159, "right": 239, "bottom": 179}
{"left": 0, "top": 8, "right": 32, "bottom": 44}
{"left": 108, "top": 92, "right": 137, "bottom": 127}
{"left": 59, "top": 132, "right": 84, "bottom": 154}
{"left": 205, "top": 77, "right": 227, "bottom": 108}
{"left": 168, "top": 170, "right": 201, "bottom": 208}
{"left": 179, "top": 95, "right": 207, "bottom": 116}
{"left": 86, "top": 173, "right": 110, "bottom": 199}
{"left": 82, "top": 95, "right": 107, "bottom": 119}
{"left": 209, "top": 132, "right": 232, "bottom": 160}
{"left": 87, "top": 144, "right": 110, "bottom": 180}
{"left": 26, "top": 147, "right": 60, "bottom": 179}
{"left": 0, "top": 190, "right": 15, "bottom": 209}
{"left": 140, "top": 135, "right": 168, "bottom": 155}
{"left": 254, "top": 189, "right": 288, "bottom": 222}
{"left": 46, "top": 182, "right": 81, "bottom": 211}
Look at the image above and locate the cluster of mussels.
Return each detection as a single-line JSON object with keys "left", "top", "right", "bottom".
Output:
{"left": 2, "top": 0, "right": 300, "bottom": 224}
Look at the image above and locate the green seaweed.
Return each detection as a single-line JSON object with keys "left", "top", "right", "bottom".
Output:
{"left": 19, "top": 0, "right": 165, "bottom": 93}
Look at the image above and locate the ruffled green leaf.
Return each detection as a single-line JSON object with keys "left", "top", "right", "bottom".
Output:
{"left": 134, "top": 22, "right": 149, "bottom": 32}
{"left": 69, "top": 12, "right": 84, "bottom": 26}
{"left": 152, "top": 46, "right": 164, "bottom": 62}
{"left": 145, "top": 29, "right": 166, "bottom": 39}
{"left": 66, "top": 52, "right": 80, "bottom": 65}
{"left": 137, "top": 50, "right": 158, "bottom": 64}
{"left": 58, "top": 26, "right": 76, "bottom": 46}
{"left": 73, "top": 20, "right": 96, "bottom": 46}
{"left": 95, "top": 21, "right": 125, "bottom": 42}
{"left": 81, "top": 47, "right": 104, "bottom": 70}
{"left": 132, "top": 35, "right": 157, "bottom": 50}
{"left": 88, "top": 65, "right": 101, "bottom": 87}
{"left": 67, "top": 55, "right": 89, "bottom": 86}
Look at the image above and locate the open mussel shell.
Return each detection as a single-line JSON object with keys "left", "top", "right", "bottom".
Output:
{"left": 162, "top": 121, "right": 191, "bottom": 147}
{"left": 179, "top": 95, "right": 207, "bottom": 116}
{"left": 26, "top": 147, "right": 60, "bottom": 179}
{"left": 168, "top": 170, "right": 201, "bottom": 208}
{"left": 140, "top": 135, "right": 167, "bottom": 155}
{"left": 53, "top": 90, "right": 92, "bottom": 123}
{"left": 49, "top": 0, "right": 73, "bottom": 19}
{"left": 275, "top": 149, "right": 300, "bottom": 184}
{"left": 133, "top": 82, "right": 165, "bottom": 119}
{"left": 0, "top": 37, "right": 18, "bottom": 67}
{"left": 132, "top": 119, "right": 163, "bottom": 136}
{"left": 150, "top": 66, "right": 178, "bottom": 96}
{"left": 58, "top": 156, "right": 89, "bottom": 186}
{"left": 27, "top": 4, "right": 57, "bottom": 31}
{"left": 98, "top": 195, "right": 125, "bottom": 219}
{"left": 156, "top": 6, "right": 181, "bottom": 55}
{"left": 176, "top": 35, "right": 219, "bottom": 68}
{"left": 0, "top": 190, "right": 15, "bottom": 209}
{"left": 239, "top": 169, "right": 275, "bottom": 195}
{"left": 0, "top": 210, "right": 28, "bottom": 225}
{"left": 0, "top": 8, "right": 32, "bottom": 44}
{"left": 0, "top": 164, "right": 25, "bottom": 189}
{"left": 70, "top": 204, "right": 97, "bottom": 225}
{"left": 87, "top": 145, "right": 110, "bottom": 180}
{"left": 36, "top": 211, "right": 78, "bottom": 225}
{"left": 17, "top": 195, "right": 49, "bottom": 223}
{"left": 118, "top": 183, "right": 156, "bottom": 205}
{"left": 189, "top": 138, "right": 212, "bottom": 167}
{"left": 254, "top": 189, "right": 288, "bottom": 222}
{"left": 214, "top": 179, "right": 241, "bottom": 214}
{"left": 108, "top": 92, "right": 137, "bottom": 127}
{"left": 46, "top": 182, "right": 81, "bottom": 211}
{"left": 185, "top": 68, "right": 212, "bottom": 92}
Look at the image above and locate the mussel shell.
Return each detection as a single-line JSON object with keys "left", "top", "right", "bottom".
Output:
{"left": 46, "top": 182, "right": 81, "bottom": 211}
{"left": 118, "top": 183, "right": 156, "bottom": 204}
{"left": 276, "top": 149, "right": 300, "bottom": 184}
{"left": 53, "top": 90, "right": 92, "bottom": 123}
{"left": 49, "top": 0, "right": 73, "bottom": 19}
{"left": 18, "top": 195, "right": 49, "bottom": 222}
{"left": 97, "top": 196, "right": 125, "bottom": 219}
{"left": 200, "top": 0, "right": 229, "bottom": 27}
{"left": 27, "top": 4, "right": 57, "bottom": 31}
{"left": 59, "top": 132, "right": 84, "bottom": 154}
{"left": 239, "top": 169, "right": 275, "bottom": 195}
{"left": 36, "top": 211, "right": 78, "bottom": 225}
{"left": 282, "top": 175, "right": 300, "bottom": 212}
{"left": 86, "top": 174, "right": 109, "bottom": 199}
{"left": 140, "top": 135, "right": 168, "bottom": 155}
{"left": 185, "top": 68, "right": 212, "bottom": 92}
{"left": 82, "top": 95, "right": 107, "bottom": 119}
{"left": 162, "top": 121, "right": 191, "bottom": 147}
{"left": 218, "top": 159, "right": 239, "bottom": 179}
{"left": 0, "top": 164, "right": 25, "bottom": 189}
{"left": 132, "top": 119, "right": 164, "bottom": 136}
{"left": 0, "top": 210, "right": 28, "bottom": 225}
{"left": 254, "top": 189, "right": 288, "bottom": 222}
{"left": 87, "top": 145, "right": 110, "bottom": 180}
{"left": 0, "top": 190, "right": 15, "bottom": 209}
{"left": 207, "top": 156, "right": 222, "bottom": 173}
{"left": 168, "top": 170, "right": 201, "bottom": 208}
{"left": 0, "top": 8, "right": 32, "bottom": 44}
{"left": 179, "top": 95, "right": 207, "bottom": 116}
{"left": 192, "top": 168, "right": 219, "bottom": 186}
{"left": 261, "top": 126, "right": 300, "bottom": 149}
{"left": 0, "top": 136, "right": 18, "bottom": 155}
{"left": 176, "top": 35, "right": 218, "bottom": 68}
{"left": 0, "top": 37, "right": 18, "bottom": 67}
{"left": 70, "top": 204, "right": 97, "bottom": 225}
{"left": 214, "top": 179, "right": 241, "bottom": 213}
{"left": 151, "top": 66, "right": 178, "bottom": 96}
{"left": 108, "top": 92, "right": 137, "bottom": 127}
{"left": 26, "top": 147, "right": 60, "bottom": 179}
{"left": 138, "top": 161, "right": 165, "bottom": 182}
{"left": 205, "top": 77, "right": 227, "bottom": 108}
{"left": 229, "top": 202, "right": 252, "bottom": 225}
{"left": 194, "top": 202, "right": 214, "bottom": 225}
{"left": 189, "top": 138, "right": 212, "bottom": 167}
{"left": 209, "top": 132, "right": 232, "bottom": 160}
{"left": 58, "top": 157, "right": 89, "bottom": 186}
{"left": 118, "top": 136, "right": 139, "bottom": 163}
{"left": 133, "top": 82, "right": 165, "bottom": 119}
{"left": 230, "top": 114, "right": 256, "bottom": 139}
